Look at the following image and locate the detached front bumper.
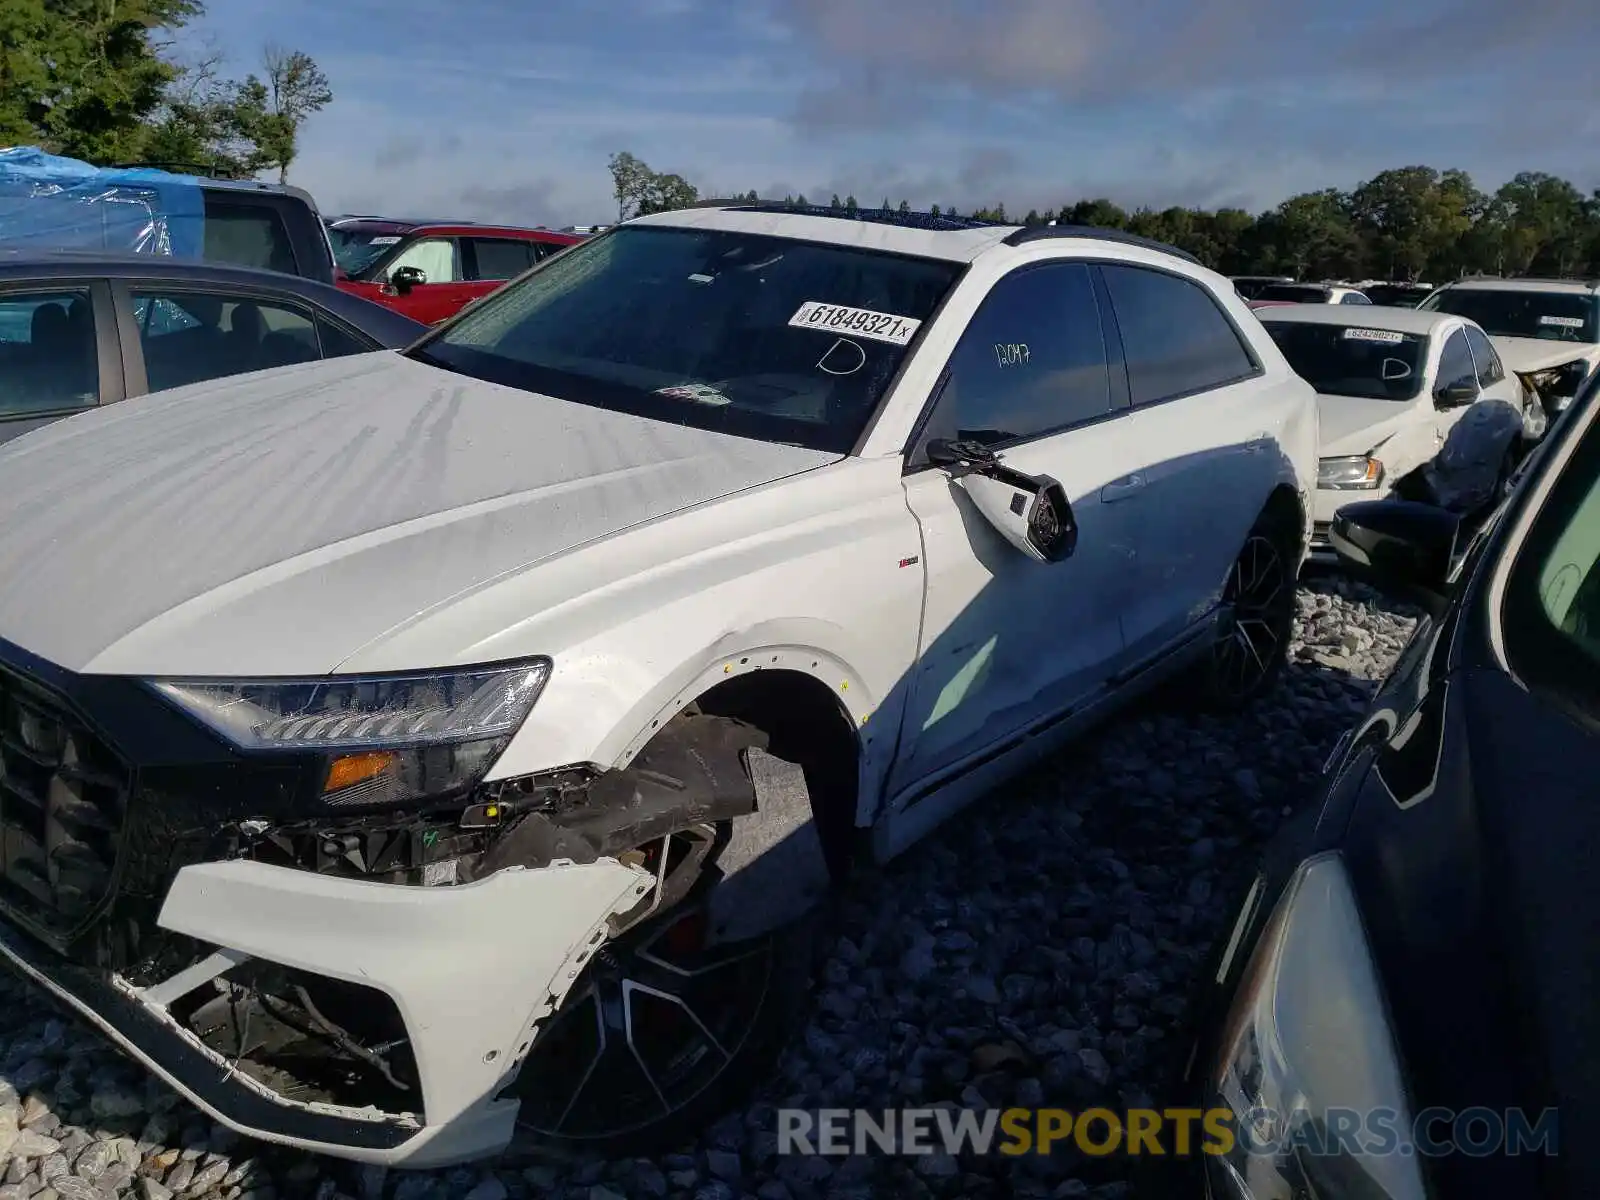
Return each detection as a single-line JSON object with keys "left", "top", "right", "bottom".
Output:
{"left": 0, "top": 856, "right": 650, "bottom": 1167}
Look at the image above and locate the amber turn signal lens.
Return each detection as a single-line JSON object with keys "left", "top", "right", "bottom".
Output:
{"left": 324, "top": 750, "right": 399, "bottom": 793}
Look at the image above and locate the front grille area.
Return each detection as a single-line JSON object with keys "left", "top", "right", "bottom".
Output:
{"left": 0, "top": 666, "right": 131, "bottom": 940}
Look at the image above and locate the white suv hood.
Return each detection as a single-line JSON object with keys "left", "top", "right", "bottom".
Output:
{"left": 0, "top": 352, "right": 837, "bottom": 676}
{"left": 1315, "top": 393, "right": 1417, "bottom": 459}
{"left": 1489, "top": 335, "right": 1600, "bottom": 376}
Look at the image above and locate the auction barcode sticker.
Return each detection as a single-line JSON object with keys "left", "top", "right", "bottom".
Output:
{"left": 1343, "top": 327, "right": 1406, "bottom": 343}
{"left": 1540, "top": 314, "right": 1585, "bottom": 329}
{"left": 789, "top": 301, "right": 921, "bottom": 346}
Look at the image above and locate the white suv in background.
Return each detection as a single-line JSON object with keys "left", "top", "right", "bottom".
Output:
{"left": 1255, "top": 304, "right": 1533, "bottom": 556}
{"left": 0, "top": 203, "right": 1318, "bottom": 1167}
{"left": 1419, "top": 276, "right": 1600, "bottom": 415}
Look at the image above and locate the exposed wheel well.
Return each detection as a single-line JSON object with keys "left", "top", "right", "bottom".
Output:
{"left": 1262, "top": 482, "right": 1305, "bottom": 528}
{"left": 1260, "top": 483, "right": 1307, "bottom": 553}
{"left": 687, "top": 670, "right": 863, "bottom": 880}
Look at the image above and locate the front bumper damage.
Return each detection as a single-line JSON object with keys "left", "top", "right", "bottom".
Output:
{"left": 0, "top": 639, "right": 784, "bottom": 1167}
{"left": 0, "top": 858, "right": 649, "bottom": 1166}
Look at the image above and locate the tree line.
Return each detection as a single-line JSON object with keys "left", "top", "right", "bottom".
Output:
{"left": 611, "top": 152, "right": 1600, "bottom": 284}
{"left": 1, "top": 0, "right": 332, "bottom": 181}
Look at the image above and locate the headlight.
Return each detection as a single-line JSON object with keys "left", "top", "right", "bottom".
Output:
{"left": 149, "top": 658, "right": 551, "bottom": 807}
{"left": 1318, "top": 455, "right": 1384, "bottom": 490}
{"left": 1206, "top": 853, "right": 1425, "bottom": 1200}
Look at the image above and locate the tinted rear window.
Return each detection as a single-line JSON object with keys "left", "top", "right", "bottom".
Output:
{"left": 202, "top": 199, "right": 298, "bottom": 276}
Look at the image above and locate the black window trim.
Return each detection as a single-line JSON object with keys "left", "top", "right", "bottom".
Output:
{"left": 0, "top": 278, "right": 123, "bottom": 424}
{"left": 1461, "top": 322, "right": 1504, "bottom": 388}
{"left": 1092, "top": 258, "right": 1265, "bottom": 411}
{"left": 110, "top": 279, "right": 323, "bottom": 398}
{"left": 900, "top": 255, "right": 1267, "bottom": 471}
{"left": 900, "top": 258, "right": 1131, "bottom": 471}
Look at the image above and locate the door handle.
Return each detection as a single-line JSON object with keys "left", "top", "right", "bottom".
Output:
{"left": 1100, "top": 473, "right": 1145, "bottom": 502}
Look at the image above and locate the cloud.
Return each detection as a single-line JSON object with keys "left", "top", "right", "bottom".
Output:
{"left": 195, "top": 0, "right": 1600, "bottom": 232}
{"left": 455, "top": 181, "right": 563, "bottom": 225}
{"left": 776, "top": 0, "right": 1600, "bottom": 107}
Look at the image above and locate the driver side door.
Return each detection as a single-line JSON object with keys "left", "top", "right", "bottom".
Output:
{"left": 381, "top": 237, "right": 474, "bottom": 324}
{"left": 889, "top": 260, "right": 1143, "bottom": 798}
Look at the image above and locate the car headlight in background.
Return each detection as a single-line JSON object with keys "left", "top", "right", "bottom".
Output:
{"left": 1528, "top": 359, "right": 1592, "bottom": 412}
{"left": 1206, "top": 853, "right": 1425, "bottom": 1200}
{"left": 149, "top": 658, "right": 551, "bottom": 807}
{"left": 1318, "top": 455, "right": 1384, "bottom": 490}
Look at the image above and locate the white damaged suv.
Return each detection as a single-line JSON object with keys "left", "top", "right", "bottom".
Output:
{"left": 0, "top": 203, "right": 1317, "bottom": 1166}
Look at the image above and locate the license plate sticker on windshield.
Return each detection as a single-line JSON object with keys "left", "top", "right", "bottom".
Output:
{"left": 369, "top": 236, "right": 401, "bottom": 245}
{"left": 1540, "top": 315, "right": 1585, "bottom": 329}
{"left": 1343, "top": 327, "right": 1405, "bottom": 343}
{"left": 789, "top": 301, "right": 922, "bottom": 346}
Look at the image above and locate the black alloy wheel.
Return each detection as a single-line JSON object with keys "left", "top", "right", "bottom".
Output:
{"left": 1209, "top": 528, "right": 1296, "bottom": 706}
{"left": 507, "top": 822, "right": 809, "bottom": 1161}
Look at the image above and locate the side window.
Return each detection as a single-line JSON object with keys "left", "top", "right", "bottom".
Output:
{"left": 386, "top": 238, "right": 460, "bottom": 284}
{"left": 202, "top": 199, "right": 298, "bottom": 276}
{"left": 1341, "top": 293, "right": 1373, "bottom": 305}
{"left": 0, "top": 290, "right": 99, "bottom": 416}
{"left": 1437, "top": 330, "right": 1477, "bottom": 393}
{"left": 1100, "top": 264, "right": 1256, "bottom": 405}
{"left": 468, "top": 238, "right": 535, "bottom": 281}
{"left": 132, "top": 289, "right": 321, "bottom": 393}
{"left": 1463, "top": 325, "right": 1506, "bottom": 386}
{"left": 317, "top": 316, "right": 380, "bottom": 358}
{"left": 924, "top": 262, "right": 1111, "bottom": 447}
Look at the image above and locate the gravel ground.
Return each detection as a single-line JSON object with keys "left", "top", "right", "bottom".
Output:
{"left": 0, "top": 576, "right": 1423, "bottom": 1200}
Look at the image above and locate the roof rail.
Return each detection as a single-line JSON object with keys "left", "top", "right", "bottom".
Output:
{"left": 687, "top": 199, "right": 1009, "bottom": 233}
{"left": 1453, "top": 273, "right": 1600, "bottom": 288}
{"left": 107, "top": 160, "right": 243, "bottom": 180}
{"left": 1001, "top": 223, "right": 1202, "bottom": 265}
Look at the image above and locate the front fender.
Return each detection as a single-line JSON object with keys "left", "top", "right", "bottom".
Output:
{"left": 607, "top": 621, "right": 879, "bottom": 767}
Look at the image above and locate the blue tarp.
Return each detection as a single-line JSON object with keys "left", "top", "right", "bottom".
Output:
{"left": 0, "top": 146, "right": 206, "bottom": 259}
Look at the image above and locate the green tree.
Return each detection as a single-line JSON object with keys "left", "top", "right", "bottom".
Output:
{"left": 238, "top": 44, "right": 331, "bottom": 181}
{"left": 1498, "top": 171, "right": 1589, "bottom": 275}
{"left": 0, "top": 0, "right": 199, "bottom": 161}
{"left": 637, "top": 170, "right": 698, "bottom": 216}
{"left": 1064, "top": 198, "right": 1129, "bottom": 229}
{"left": 607, "top": 151, "right": 653, "bottom": 221}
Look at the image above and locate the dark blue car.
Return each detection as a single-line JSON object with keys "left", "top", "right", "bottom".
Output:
{"left": 0, "top": 252, "right": 425, "bottom": 446}
{"left": 1161, "top": 363, "right": 1600, "bottom": 1198}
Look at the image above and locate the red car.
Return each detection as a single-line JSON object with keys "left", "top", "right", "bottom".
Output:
{"left": 328, "top": 218, "right": 586, "bottom": 324}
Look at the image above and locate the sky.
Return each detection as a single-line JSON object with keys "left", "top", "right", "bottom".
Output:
{"left": 184, "top": 0, "right": 1600, "bottom": 230}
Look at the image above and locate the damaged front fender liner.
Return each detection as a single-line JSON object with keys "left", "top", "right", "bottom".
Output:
{"left": 476, "top": 714, "right": 772, "bottom": 876}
